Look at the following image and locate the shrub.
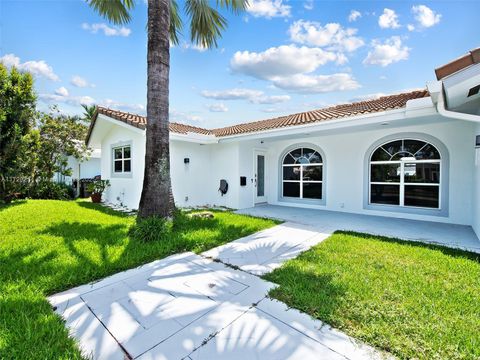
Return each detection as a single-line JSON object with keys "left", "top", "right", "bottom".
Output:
{"left": 29, "top": 181, "right": 74, "bottom": 200}
{"left": 129, "top": 216, "right": 173, "bottom": 243}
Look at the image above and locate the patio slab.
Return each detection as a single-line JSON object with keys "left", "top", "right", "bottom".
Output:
{"left": 236, "top": 205, "right": 480, "bottom": 255}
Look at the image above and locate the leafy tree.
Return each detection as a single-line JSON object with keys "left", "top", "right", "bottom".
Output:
{"left": 33, "top": 109, "right": 90, "bottom": 182}
{"left": 87, "top": 0, "right": 248, "bottom": 219}
{"left": 0, "top": 63, "right": 37, "bottom": 202}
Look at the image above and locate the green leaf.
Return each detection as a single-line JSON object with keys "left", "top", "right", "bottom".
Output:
{"left": 86, "top": 0, "right": 135, "bottom": 25}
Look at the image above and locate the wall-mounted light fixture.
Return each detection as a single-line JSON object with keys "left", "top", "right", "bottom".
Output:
{"left": 184, "top": 158, "right": 190, "bottom": 164}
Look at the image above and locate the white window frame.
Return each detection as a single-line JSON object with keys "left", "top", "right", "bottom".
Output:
{"left": 282, "top": 148, "right": 323, "bottom": 200}
{"left": 112, "top": 144, "right": 132, "bottom": 177}
{"left": 369, "top": 139, "right": 441, "bottom": 209}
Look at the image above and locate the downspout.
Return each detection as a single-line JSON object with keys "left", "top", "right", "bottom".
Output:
{"left": 428, "top": 82, "right": 480, "bottom": 122}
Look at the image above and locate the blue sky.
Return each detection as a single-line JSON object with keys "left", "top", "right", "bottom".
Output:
{"left": 1, "top": 0, "right": 479, "bottom": 128}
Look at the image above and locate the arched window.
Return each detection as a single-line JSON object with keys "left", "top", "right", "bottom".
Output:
{"left": 370, "top": 139, "right": 441, "bottom": 208}
{"left": 282, "top": 147, "right": 323, "bottom": 200}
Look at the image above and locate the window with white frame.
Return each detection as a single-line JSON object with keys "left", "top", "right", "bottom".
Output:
{"left": 113, "top": 145, "right": 131, "bottom": 173}
{"left": 282, "top": 147, "right": 323, "bottom": 200}
{"left": 370, "top": 139, "right": 440, "bottom": 208}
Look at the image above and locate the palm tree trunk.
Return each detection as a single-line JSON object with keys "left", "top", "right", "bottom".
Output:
{"left": 138, "top": 0, "right": 175, "bottom": 219}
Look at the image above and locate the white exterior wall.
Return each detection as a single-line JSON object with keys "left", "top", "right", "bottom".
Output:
{"left": 79, "top": 158, "right": 101, "bottom": 179}
{"left": 259, "top": 119, "right": 474, "bottom": 225}
{"left": 57, "top": 155, "right": 101, "bottom": 184}
{"left": 170, "top": 141, "right": 213, "bottom": 208}
{"left": 100, "top": 125, "right": 240, "bottom": 210}
{"left": 101, "top": 126, "right": 145, "bottom": 208}
{"left": 99, "top": 116, "right": 475, "bottom": 227}
{"left": 473, "top": 124, "right": 480, "bottom": 236}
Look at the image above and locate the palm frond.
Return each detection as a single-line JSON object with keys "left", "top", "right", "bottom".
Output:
{"left": 169, "top": 0, "right": 183, "bottom": 46}
{"left": 87, "top": 0, "right": 135, "bottom": 25}
{"left": 185, "top": 0, "right": 228, "bottom": 48}
{"left": 216, "top": 0, "right": 249, "bottom": 14}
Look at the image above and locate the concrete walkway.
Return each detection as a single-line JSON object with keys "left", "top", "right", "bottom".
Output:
{"left": 49, "top": 205, "right": 479, "bottom": 359}
{"left": 49, "top": 252, "right": 382, "bottom": 360}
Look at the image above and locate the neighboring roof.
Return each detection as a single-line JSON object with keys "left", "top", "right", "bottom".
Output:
{"left": 435, "top": 47, "right": 480, "bottom": 80}
{"left": 87, "top": 89, "right": 429, "bottom": 144}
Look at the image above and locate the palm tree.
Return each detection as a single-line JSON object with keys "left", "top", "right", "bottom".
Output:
{"left": 87, "top": 0, "right": 247, "bottom": 219}
{"left": 81, "top": 104, "right": 97, "bottom": 123}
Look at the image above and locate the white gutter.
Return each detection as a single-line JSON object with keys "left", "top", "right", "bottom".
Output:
{"left": 428, "top": 81, "right": 480, "bottom": 123}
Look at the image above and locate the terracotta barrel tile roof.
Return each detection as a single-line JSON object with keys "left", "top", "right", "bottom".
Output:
{"left": 211, "top": 89, "right": 429, "bottom": 137}
{"left": 94, "top": 107, "right": 213, "bottom": 135}
{"left": 88, "top": 89, "right": 429, "bottom": 143}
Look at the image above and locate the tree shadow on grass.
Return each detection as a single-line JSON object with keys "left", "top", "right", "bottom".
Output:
{"left": 0, "top": 200, "right": 27, "bottom": 212}
{"left": 335, "top": 230, "right": 480, "bottom": 262}
{"left": 31, "top": 215, "right": 261, "bottom": 294}
{"left": 75, "top": 200, "right": 133, "bottom": 218}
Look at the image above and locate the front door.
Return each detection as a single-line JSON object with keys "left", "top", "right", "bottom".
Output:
{"left": 254, "top": 151, "right": 266, "bottom": 203}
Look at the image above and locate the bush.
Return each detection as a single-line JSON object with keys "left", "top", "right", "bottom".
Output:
{"left": 29, "top": 181, "right": 74, "bottom": 200}
{"left": 129, "top": 216, "right": 173, "bottom": 243}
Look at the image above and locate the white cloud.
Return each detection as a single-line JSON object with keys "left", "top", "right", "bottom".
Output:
{"left": 81, "top": 23, "right": 131, "bottom": 37}
{"left": 201, "top": 88, "right": 264, "bottom": 100}
{"left": 363, "top": 36, "right": 410, "bottom": 67}
{"left": 55, "top": 87, "right": 69, "bottom": 97}
{"left": 201, "top": 88, "right": 290, "bottom": 104}
{"left": 70, "top": 75, "right": 95, "bottom": 88}
{"left": 207, "top": 103, "right": 229, "bottom": 112}
{"left": 289, "top": 20, "right": 364, "bottom": 52}
{"left": 412, "top": 5, "right": 441, "bottom": 28}
{"left": 348, "top": 10, "right": 362, "bottom": 22}
{"left": 231, "top": 45, "right": 343, "bottom": 79}
{"left": 0, "top": 53, "right": 59, "bottom": 81}
{"left": 169, "top": 109, "right": 202, "bottom": 123}
{"left": 0, "top": 53, "right": 19, "bottom": 68}
{"left": 246, "top": 0, "right": 291, "bottom": 19}
{"left": 378, "top": 8, "right": 400, "bottom": 29}
{"left": 100, "top": 99, "right": 145, "bottom": 112}
{"left": 261, "top": 107, "right": 283, "bottom": 113}
{"left": 231, "top": 44, "right": 361, "bottom": 94}
{"left": 252, "top": 95, "right": 291, "bottom": 104}
{"left": 407, "top": 24, "right": 415, "bottom": 31}
{"left": 270, "top": 73, "right": 360, "bottom": 93}
{"left": 40, "top": 91, "right": 146, "bottom": 112}
{"left": 182, "top": 42, "right": 208, "bottom": 52}
{"left": 39, "top": 93, "right": 96, "bottom": 106}
{"left": 304, "top": 0, "right": 314, "bottom": 10}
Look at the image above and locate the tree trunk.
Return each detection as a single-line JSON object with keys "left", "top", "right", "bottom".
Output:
{"left": 138, "top": 0, "right": 175, "bottom": 219}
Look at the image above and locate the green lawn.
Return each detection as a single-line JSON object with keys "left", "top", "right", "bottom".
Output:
{"left": 264, "top": 231, "right": 480, "bottom": 360}
{"left": 0, "top": 199, "right": 277, "bottom": 359}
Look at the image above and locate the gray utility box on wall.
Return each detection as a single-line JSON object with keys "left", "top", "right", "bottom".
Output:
{"left": 476, "top": 135, "right": 480, "bottom": 147}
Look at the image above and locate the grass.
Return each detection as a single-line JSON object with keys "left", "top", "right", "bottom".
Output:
{"left": 264, "top": 231, "right": 480, "bottom": 360}
{"left": 0, "top": 199, "right": 277, "bottom": 359}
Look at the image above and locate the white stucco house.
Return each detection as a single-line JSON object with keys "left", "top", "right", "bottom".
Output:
{"left": 86, "top": 49, "right": 480, "bottom": 238}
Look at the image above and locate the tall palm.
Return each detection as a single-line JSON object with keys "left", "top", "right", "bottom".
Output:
{"left": 87, "top": 0, "right": 247, "bottom": 219}
{"left": 81, "top": 104, "right": 97, "bottom": 123}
